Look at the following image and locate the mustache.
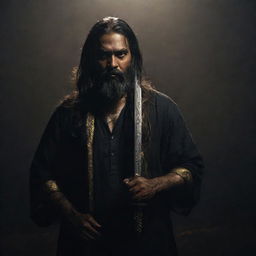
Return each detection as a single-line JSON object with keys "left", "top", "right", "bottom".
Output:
{"left": 98, "top": 68, "right": 125, "bottom": 83}
{"left": 85, "top": 68, "right": 127, "bottom": 116}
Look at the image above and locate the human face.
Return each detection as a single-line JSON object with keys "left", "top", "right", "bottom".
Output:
{"left": 97, "top": 32, "right": 132, "bottom": 73}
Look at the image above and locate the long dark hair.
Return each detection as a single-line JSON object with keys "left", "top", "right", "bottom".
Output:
{"left": 63, "top": 17, "right": 155, "bottom": 177}
{"left": 77, "top": 17, "right": 143, "bottom": 98}
{"left": 63, "top": 17, "right": 153, "bottom": 107}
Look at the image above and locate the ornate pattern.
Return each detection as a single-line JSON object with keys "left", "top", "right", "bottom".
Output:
{"left": 45, "top": 180, "right": 60, "bottom": 193}
{"left": 134, "top": 77, "right": 142, "bottom": 177}
{"left": 84, "top": 81, "right": 145, "bottom": 233}
{"left": 134, "top": 77, "right": 144, "bottom": 234}
{"left": 134, "top": 207, "right": 143, "bottom": 233}
{"left": 171, "top": 168, "right": 193, "bottom": 184}
{"left": 86, "top": 113, "right": 95, "bottom": 212}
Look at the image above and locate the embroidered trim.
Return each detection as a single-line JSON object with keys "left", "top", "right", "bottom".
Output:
{"left": 86, "top": 113, "right": 95, "bottom": 212}
{"left": 85, "top": 111, "right": 146, "bottom": 234}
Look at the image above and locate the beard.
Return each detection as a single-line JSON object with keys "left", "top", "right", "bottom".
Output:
{"left": 85, "top": 66, "right": 134, "bottom": 116}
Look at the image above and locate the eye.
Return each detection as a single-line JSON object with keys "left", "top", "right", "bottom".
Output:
{"left": 117, "top": 53, "right": 125, "bottom": 59}
{"left": 115, "top": 50, "right": 128, "bottom": 59}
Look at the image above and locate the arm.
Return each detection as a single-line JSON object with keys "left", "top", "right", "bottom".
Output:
{"left": 29, "top": 108, "right": 63, "bottom": 226}
{"left": 162, "top": 103, "right": 204, "bottom": 214}
{"left": 29, "top": 108, "right": 101, "bottom": 238}
{"left": 43, "top": 180, "right": 101, "bottom": 240}
{"left": 124, "top": 98, "right": 203, "bottom": 214}
{"left": 123, "top": 168, "right": 191, "bottom": 200}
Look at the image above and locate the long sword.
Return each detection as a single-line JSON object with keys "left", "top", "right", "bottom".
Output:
{"left": 134, "top": 75, "right": 142, "bottom": 177}
{"left": 134, "top": 75, "right": 145, "bottom": 234}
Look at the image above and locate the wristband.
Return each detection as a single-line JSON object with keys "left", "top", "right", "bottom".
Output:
{"left": 44, "top": 180, "right": 60, "bottom": 193}
{"left": 171, "top": 168, "right": 192, "bottom": 184}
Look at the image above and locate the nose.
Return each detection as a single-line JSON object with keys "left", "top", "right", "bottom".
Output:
{"left": 107, "top": 54, "right": 118, "bottom": 68}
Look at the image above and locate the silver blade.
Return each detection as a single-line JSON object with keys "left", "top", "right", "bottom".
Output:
{"left": 134, "top": 76, "right": 142, "bottom": 177}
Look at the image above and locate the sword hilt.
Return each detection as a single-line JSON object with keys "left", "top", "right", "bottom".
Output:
{"left": 132, "top": 201, "right": 147, "bottom": 234}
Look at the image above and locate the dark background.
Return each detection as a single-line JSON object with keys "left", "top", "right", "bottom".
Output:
{"left": 1, "top": 0, "right": 256, "bottom": 255}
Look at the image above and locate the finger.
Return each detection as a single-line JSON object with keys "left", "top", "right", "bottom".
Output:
{"left": 133, "top": 190, "right": 149, "bottom": 200}
{"left": 88, "top": 215, "right": 101, "bottom": 228}
{"left": 123, "top": 178, "right": 130, "bottom": 184}
{"left": 135, "top": 193, "right": 152, "bottom": 200}
{"left": 123, "top": 177, "right": 134, "bottom": 186}
{"left": 84, "top": 222, "right": 101, "bottom": 237}
{"left": 126, "top": 178, "right": 141, "bottom": 187}
{"left": 73, "top": 226, "right": 93, "bottom": 241}
{"left": 129, "top": 185, "right": 142, "bottom": 193}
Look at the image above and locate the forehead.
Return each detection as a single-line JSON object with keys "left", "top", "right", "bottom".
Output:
{"left": 99, "top": 32, "right": 130, "bottom": 51}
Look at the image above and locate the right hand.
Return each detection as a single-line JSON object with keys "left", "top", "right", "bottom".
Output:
{"left": 46, "top": 189, "right": 101, "bottom": 240}
{"left": 66, "top": 211, "right": 102, "bottom": 240}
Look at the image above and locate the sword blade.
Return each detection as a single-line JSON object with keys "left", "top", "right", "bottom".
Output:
{"left": 134, "top": 76, "right": 142, "bottom": 177}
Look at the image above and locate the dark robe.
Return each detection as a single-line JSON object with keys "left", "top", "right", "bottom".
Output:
{"left": 30, "top": 90, "right": 204, "bottom": 256}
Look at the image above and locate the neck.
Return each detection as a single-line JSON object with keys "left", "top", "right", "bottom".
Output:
{"left": 109, "top": 95, "right": 127, "bottom": 115}
{"left": 105, "top": 96, "right": 127, "bottom": 130}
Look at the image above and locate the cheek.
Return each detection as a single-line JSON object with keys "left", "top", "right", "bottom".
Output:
{"left": 122, "top": 56, "right": 132, "bottom": 70}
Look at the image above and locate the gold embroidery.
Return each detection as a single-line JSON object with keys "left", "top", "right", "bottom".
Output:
{"left": 85, "top": 112, "right": 145, "bottom": 234}
{"left": 86, "top": 113, "right": 95, "bottom": 212}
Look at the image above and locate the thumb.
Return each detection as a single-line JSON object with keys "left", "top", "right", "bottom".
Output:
{"left": 123, "top": 178, "right": 130, "bottom": 184}
{"left": 123, "top": 177, "right": 134, "bottom": 184}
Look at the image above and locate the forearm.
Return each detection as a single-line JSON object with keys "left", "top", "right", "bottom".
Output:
{"left": 43, "top": 180, "right": 78, "bottom": 219}
{"left": 44, "top": 180, "right": 102, "bottom": 240}
{"left": 152, "top": 168, "right": 193, "bottom": 193}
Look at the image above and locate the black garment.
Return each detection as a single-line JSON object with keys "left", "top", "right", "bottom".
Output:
{"left": 30, "top": 90, "right": 204, "bottom": 256}
{"left": 93, "top": 104, "right": 132, "bottom": 222}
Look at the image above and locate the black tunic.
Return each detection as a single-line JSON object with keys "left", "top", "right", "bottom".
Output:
{"left": 30, "top": 90, "right": 204, "bottom": 256}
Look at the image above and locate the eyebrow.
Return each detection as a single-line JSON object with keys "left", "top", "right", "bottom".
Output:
{"left": 99, "top": 48, "right": 129, "bottom": 55}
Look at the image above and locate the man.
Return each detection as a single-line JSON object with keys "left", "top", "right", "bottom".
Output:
{"left": 30, "top": 17, "right": 204, "bottom": 256}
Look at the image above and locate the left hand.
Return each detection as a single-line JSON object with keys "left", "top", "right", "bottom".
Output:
{"left": 123, "top": 175, "right": 159, "bottom": 201}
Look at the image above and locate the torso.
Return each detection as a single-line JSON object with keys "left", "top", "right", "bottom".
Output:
{"left": 105, "top": 96, "right": 126, "bottom": 133}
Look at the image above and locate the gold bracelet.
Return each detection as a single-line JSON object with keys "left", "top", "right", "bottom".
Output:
{"left": 171, "top": 168, "right": 193, "bottom": 184}
{"left": 45, "top": 180, "right": 60, "bottom": 193}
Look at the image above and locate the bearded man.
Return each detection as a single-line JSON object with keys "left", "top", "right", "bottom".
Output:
{"left": 30, "top": 17, "right": 204, "bottom": 256}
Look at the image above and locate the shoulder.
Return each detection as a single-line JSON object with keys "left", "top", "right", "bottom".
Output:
{"left": 48, "top": 100, "right": 83, "bottom": 129}
{"left": 52, "top": 91, "right": 83, "bottom": 118}
{"left": 53, "top": 94, "right": 83, "bottom": 117}
{"left": 149, "top": 89, "right": 180, "bottom": 115}
{"left": 50, "top": 103, "right": 72, "bottom": 121}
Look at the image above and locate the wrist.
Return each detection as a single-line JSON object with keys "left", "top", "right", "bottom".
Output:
{"left": 152, "top": 171, "right": 186, "bottom": 193}
{"left": 152, "top": 176, "right": 173, "bottom": 193}
{"left": 43, "top": 180, "right": 79, "bottom": 220}
{"left": 170, "top": 168, "right": 193, "bottom": 185}
{"left": 62, "top": 205, "right": 79, "bottom": 221}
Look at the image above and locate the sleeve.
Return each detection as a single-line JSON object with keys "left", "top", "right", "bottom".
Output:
{"left": 162, "top": 101, "right": 204, "bottom": 215}
{"left": 29, "top": 107, "right": 63, "bottom": 226}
